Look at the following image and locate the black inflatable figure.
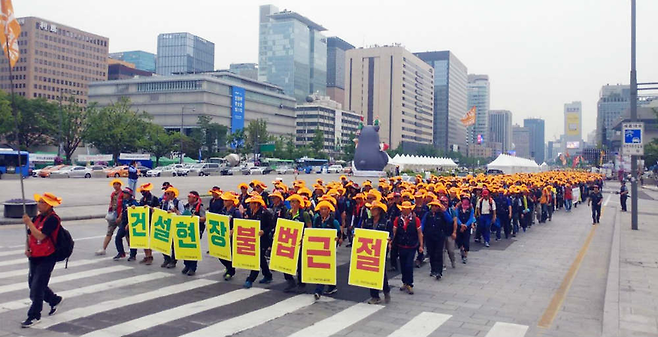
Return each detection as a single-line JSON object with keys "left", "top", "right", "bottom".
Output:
{"left": 353, "top": 124, "right": 388, "bottom": 171}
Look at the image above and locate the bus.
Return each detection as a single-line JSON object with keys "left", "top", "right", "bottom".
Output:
{"left": 261, "top": 158, "right": 294, "bottom": 169}
{"left": 0, "top": 147, "right": 30, "bottom": 177}
{"left": 296, "top": 157, "right": 328, "bottom": 174}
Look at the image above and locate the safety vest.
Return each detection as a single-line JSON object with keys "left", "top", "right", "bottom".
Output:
{"left": 29, "top": 212, "right": 60, "bottom": 258}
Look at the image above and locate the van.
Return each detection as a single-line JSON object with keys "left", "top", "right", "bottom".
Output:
{"left": 189, "top": 163, "right": 221, "bottom": 176}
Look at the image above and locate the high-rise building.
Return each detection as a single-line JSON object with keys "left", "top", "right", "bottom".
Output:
{"left": 156, "top": 32, "right": 214, "bottom": 76}
{"left": 258, "top": 5, "right": 327, "bottom": 103}
{"left": 489, "top": 110, "right": 512, "bottom": 153}
{"left": 109, "top": 50, "right": 156, "bottom": 73}
{"left": 523, "top": 118, "right": 545, "bottom": 164}
{"left": 326, "top": 36, "right": 354, "bottom": 106}
{"left": 0, "top": 17, "right": 108, "bottom": 105}
{"left": 345, "top": 46, "right": 434, "bottom": 150}
{"left": 512, "top": 125, "right": 531, "bottom": 159}
{"left": 563, "top": 101, "right": 582, "bottom": 153}
{"left": 295, "top": 94, "right": 361, "bottom": 157}
{"left": 228, "top": 63, "right": 258, "bottom": 80}
{"left": 467, "top": 74, "right": 490, "bottom": 149}
{"left": 414, "top": 51, "right": 468, "bottom": 153}
{"left": 596, "top": 84, "right": 630, "bottom": 148}
{"left": 108, "top": 59, "right": 153, "bottom": 80}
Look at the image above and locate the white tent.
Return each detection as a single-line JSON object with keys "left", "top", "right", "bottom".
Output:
{"left": 388, "top": 154, "right": 458, "bottom": 171}
{"left": 540, "top": 162, "right": 549, "bottom": 172}
{"left": 486, "top": 154, "right": 540, "bottom": 174}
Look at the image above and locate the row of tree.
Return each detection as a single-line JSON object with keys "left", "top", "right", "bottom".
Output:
{"left": 0, "top": 93, "right": 356, "bottom": 166}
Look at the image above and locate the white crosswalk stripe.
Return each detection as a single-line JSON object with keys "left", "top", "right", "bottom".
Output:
{"left": 81, "top": 288, "right": 269, "bottom": 337}
{"left": 0, "top": 265, "right": 131, "bottom": 295}
{"left": 0, "top": 271, "right": 171, "bottom": 314}
{"left": 0, "top": 249, "right": 24, "bottom": 257}
{"left": 484, "top": 322, "right": 529, "bottom": 337}
{"left": 181, "top": 294, "right": 317, "bottom": 337}
{"left": 0, "top": 258, "right": 111, "bottom": 280}
{"left": 387, "top": 312, "right": 452, "bottom": 337}
{"left": 37, "top": 278, "right": 218, "bottom": 329}
{"left": 0, "top": 257, "right": 30, "bottom": 267}
{"left": 288, "top": 302, "right": 384, "bottom": 337}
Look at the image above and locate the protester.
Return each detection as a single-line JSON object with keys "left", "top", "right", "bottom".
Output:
{"left": 21, "top": 193, "right": 64, "bottom": 328}
{"left": 360, "top": 200, "right": 391, "bottom": 304}
{"left": 476, "top": 189, "right": 496, "bottom": 248}
{"left": 392, "top": 201, "right": 423, "bottom": 295}
{"left": 588, "top": 185, "right": 603, "bottom": 224}
{"left": 96, "top": 179, "right": 124, "bottom": 256}
{"left": 312, "top": 200, "right": 341, "bottom": 300}
{"left": 421, "top": 199, "right": 453, "bottom": 279}
{"left": 161, "top": 186, "right": 183, "bottom": 269}
{"left": 283, "top": 194, "right": 312, "bottom": 293}
{"left": 181, "top": 191, "right": 206, "bottom": 276}
{"left": 243, "top": 195, "right": 275, "bottom": 288}
{"left": 136, "top": 183, "right": 159, "bottom": 265}
{"left": 456, "top": 195, "right": 475, "bottom": 264}
{"left": 219, "top": 192, "right": 241, "bottom": 281}
{"left": 114, "top": 188, "right": 138, "bottom": 261}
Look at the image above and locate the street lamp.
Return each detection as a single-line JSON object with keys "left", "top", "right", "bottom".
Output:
{"left": 180, "top": 106, "right": 195, "bottom": 164}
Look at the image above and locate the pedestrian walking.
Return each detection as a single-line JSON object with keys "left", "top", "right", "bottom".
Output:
{"left": 421, "top": 199, "right": 453, "bottom": 279}
{"left": 456, "top": 195, "right": 475, "bottom": 264}
{"left": 312, "top": 201, "right": 341, "bottom": 300}
{"left": 476, "top": 189, "right": 496, "bottom": 247}
{"left": 283, "top": 194, "right": 312, "bottom": 293}
{"left": 619, "top": 181, "right": 628, "bottom": 212}
{"left": 243, "top": 195, "right": 275, "bottom": 288}
{"left": 588, "top": 185, "right": 603, "bottom": 224}
{"left": 127, "top": 161, "right": 139, "bottom": 194}
{"left": 136, "top": 183, "right": 159, "bottom": 265}
{"left": 180, "top": 191, "right": 206, "bottom": 276}
{"left": 360, "top": 200, "right": 391, "bottom": 304}
{"left": 114, "top": 188, "right": 138, "bottom": 261}
{"left": 160, "top": 187, "right": 183, "bottom": 268}
{"left": 21, "top": 193, "right": 64, "bottom": 328}
{"left": 96, "top": 179, "right": 124, "bottom": 256}
{"left": 218, "top": 191, "right": 241, "bottom": 281}
{"left": 392, "top": 201, "right": 423, "bottom": 295}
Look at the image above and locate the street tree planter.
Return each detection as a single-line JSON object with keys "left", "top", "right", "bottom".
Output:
{"left": 3, "top": 199, "right": 37, "bottom": 218}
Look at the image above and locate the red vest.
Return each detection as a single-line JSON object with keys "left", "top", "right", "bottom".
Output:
{"left": 29, "top": 212, "right": 60, "bottom": 258}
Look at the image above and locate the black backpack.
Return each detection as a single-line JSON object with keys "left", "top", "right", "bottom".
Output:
{"left": 50, "top": 214, "right": 74, "bottom": 267}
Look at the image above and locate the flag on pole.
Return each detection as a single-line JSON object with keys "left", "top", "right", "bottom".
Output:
{"left": 460, "top": 106, "right": 476, "bottom": 126}
{"left": 0, "top": 0, "right": 21, "bottom": 68}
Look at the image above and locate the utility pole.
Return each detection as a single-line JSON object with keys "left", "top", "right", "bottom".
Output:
{"left": 630, "top": 0, "right": 638, "bottom": 230}
{"left": 180, "top": 106, "right": 195, "bottom": 164}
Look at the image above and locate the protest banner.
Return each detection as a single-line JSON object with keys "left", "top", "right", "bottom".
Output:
{"left": 301, "top": 228, "right": 336, "bottom": 285}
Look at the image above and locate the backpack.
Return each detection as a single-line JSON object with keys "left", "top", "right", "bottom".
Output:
{"left": 53, "top": 219, "right": 74, "bottom": 267}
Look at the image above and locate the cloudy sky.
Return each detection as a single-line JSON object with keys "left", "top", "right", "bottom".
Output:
{"left": 16, "top": 0, "right": 658, "bottom": 141}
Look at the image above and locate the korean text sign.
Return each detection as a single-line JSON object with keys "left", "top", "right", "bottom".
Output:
{"left": 172, "top": 215, "right": 202, "bottom": 261}
{"left": 206, "top": 212, "right": 231, "bottom": 261}
{"left": 269, "top": 219, "right": 304, "bottom": 274}
{"left": 150, "top": 208, "right": 172, "bottom": 254}
{"left": 348, "top": 228, "right": 388, "bottom": 290}
{"left": 301, "top": 228, "right": 336, "bottom": 285}
{"left": 128, "top": 206, "right": 150, "bottom": 249}
{"left": 232, "top": 219, "right": 260, "bottom": 271}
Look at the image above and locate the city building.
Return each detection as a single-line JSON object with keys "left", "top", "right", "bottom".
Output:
{"left": 109, "top": 50, "right": 156, "bottom": 73}
{"left": 0, "top": 17, "right": 108, "bottom": 104}
{"left": 294, "top": 94, "right": 361, "bottom": 157}
{"left": 523, "top": 118, "right": 545, "bottom": 164}
{"left": 512, "top": 125, "right": 531, "bottom": 159}
{"left": 344, "top": 45, "right": 434, "bottom": 151}
{"left": 88, "top": 71, "right": 296, "bottom": 137}
{"left": 467, "top": 144, "right": 492, "bottom": 158}
{"left": 467, "top": 74, "right": 490, "bottom": 148}
{"left": 326, "top": 36, "right": 354, "bottom": 106}
{"left": 414, "top": 51, "right": 468, "bottom": 154}
{"left": 258, "top": 5, "right": 327, "bottom": 102}
{"left": 563, "top": 101, "right": 582, "bottom": 153}
{"left": 156, "top": 32, "right": 214, "bottom": 76}
{"left": 228, "top": 63, "right": 258, "bottom": 80}
{"left": 108, "top": 59, "right": 153, "bottom": 80}
{"left": 488, "top": 110, "right": 513, "bottom": 154}
{"left": 596, "top": 84, "right": 630, "bottom": 148}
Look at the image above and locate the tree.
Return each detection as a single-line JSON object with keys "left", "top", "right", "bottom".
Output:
{"left": 0, "top": 93, "right": 58, "bottom": 149}
{"left": 82, "top": 98, "right": 149, "bottom": 163}
{"left": 0, "top": 91, "right": 12, "bottom": 136}
{"left": 311, "top": 128, "right": 326, "bottom": 158}
{"left": 59, "top": 96, "right": 87, "bottom": 164}
{"left": 341, "top": 133, "right": 357, "bottom": 161}
{"left": 141, "top": 124, "right": 175, "bottom": 167}
{"left": 227, "top": 129, "right": 246, "bottom": 154}
{"left": 245, "top": 119, "right": 269, "bottom": 156}
{"left": 171, "top": 131, "right": 200, "bottom": 161}
{"left": 284, "top": 134, "right": 296, "bottom": 160}
{"left": 196, "top": 115, "right": 228, "bottom": 157}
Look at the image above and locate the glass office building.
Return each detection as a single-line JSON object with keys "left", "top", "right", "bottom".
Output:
{"left": 156, "top": 32, "right": 214, "bottom": 76}
{"left": 258, "top": 5, "right": 327, "bottom": 103}
{"left": 523, "top": 118, "right": 546, "bottom": 164}
{"left": 109, "top": 50, "right": 156, "bottom": 73}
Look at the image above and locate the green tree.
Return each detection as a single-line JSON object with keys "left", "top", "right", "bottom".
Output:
{"left": 141, "top": 124, "right": 175, "bottom": 167}
{"left": 170, "top": 131, "right": 200, "bottom": 161}
{"left": 59, "top": 96, "right": 87, "bottom": 164}
{"left": 82, "top": 98, "right": 149, "bottom": 162}
{"left": 0, "top": 91, "right": 13, "bottom": 136}
{"left": 311, "top": 128, "right": 325, "bottom": 157}
{"left": 196, "top": 115, "right": 228, "bottom": 157}
{"left": 644, "top": 139, "right": 658, "bottom": 169}
{"left": 0, "top": 93, "right": 58, "bottom": 149}
{"left": 244, "top": 119, "right": 269, "bottom": 155}
{"left": 341, "top": 133, "right": 357, "bottom": 161}
{"left": 227, "top": 128, "right": 246, "bottom": 154}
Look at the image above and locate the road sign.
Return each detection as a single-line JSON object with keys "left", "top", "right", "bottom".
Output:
{"left": 622, "top": 122, "right": 644, "bottom": 155}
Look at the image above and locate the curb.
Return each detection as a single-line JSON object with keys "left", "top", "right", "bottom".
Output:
{"left": 1, "top": 213, "right": 105, "bottom": 225}
{"left": 602, "top": 206, "right": 620, "bottom": 337}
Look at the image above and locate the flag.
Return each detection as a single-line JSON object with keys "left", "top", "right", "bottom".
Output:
{"left": 572, "top": 155, "right": 580, "bottom": 168}
{"left": 0, "top": 0, "right": 21, "bottom": 68}
{"left": 559, "top": 154, "right": 566, "bottom": 166}
{"left": 460, "top": 106, "right": 476, "bottom": 126}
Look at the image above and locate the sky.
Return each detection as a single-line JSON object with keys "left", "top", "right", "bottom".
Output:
{"left": 15, "top": 0, "right": 658, "bottom": 142}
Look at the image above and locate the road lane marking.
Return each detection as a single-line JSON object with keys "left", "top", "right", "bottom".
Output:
{"left": 81, "top": 288, "right": 269, "bottom": 337}
{"left": 0, "top": 265, "right": 131, "bottom": 295}
{"left": 7, "top": 235, "right": 106, "bottom": 248}
{"left": 181, "top": 294, "right": 316, "bottom": 337}
{"left": 0, "top": 249, "right": 25, "bottom": 257}
{"left": 537, "top": 225, "right": 597, "bottom": 328}
{"left": 288, "top": 302, "right": 383, "bottom": 337}
{"left": 0, "top": 257, "right": 30, "bottom": 267}
{"left": 38, "top": 278, "right": 218, "bottom": 329}
{"left": 604, "top": 194, "right": 611, "bottom": 206}
{"left": 485, "top": 322, "right": 529, "bottom": 337}
{"left": 0, "top": 258, "right": 111, "bottom": 280}
{"left": 0, "top": 272, "right": 172, "bottom": 314}
{"left": 387, "top": 312, "right": 452, "bottom": 337}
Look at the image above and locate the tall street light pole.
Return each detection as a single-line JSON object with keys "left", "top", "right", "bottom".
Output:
{"left": 180, "top": 106, "right": 195, "bottom": 164}
{"left": 630, "top": 0, "right": 638, "bottom": 230}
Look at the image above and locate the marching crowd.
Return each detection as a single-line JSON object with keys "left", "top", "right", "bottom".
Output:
{"left": 21, "top": 171, "right": 605, "bottom": 327}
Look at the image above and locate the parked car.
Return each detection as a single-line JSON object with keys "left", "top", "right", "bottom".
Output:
{"left": 249, "top": 166, "right": 265, "bottom": 175}
{"left": 229, "top": 166, "right": 251, "bottom": 175}
{"left": 174, "top": 164, "right": 192, "bottom": 176}
{"left": 106, "top": 166, "right": 130, "bottom": 178}
{"left": 146, "top": 166, "right": 165, "bottom": 177}
{"left": 52, "top": 166, "right": 92, "bottom": 178}
{"left": 136, "top": 166, "right": 150, "bottom": 177}
{"left": 89, "top": 165, "right": 107, "bottom": 172}
{"left": 327, "top": 165, "right": 343, "bottom": 174}
{"left": 32, "top": 165, "right": 53, "bottom": 177}
{"left": 189, "top": 163, "right": 221, "bottom": 176}
{"left": 38, "top": 165, "right": 66, "bottom": 178}
{"left": 276, "top": 166, "right": 295, "bottom": 175}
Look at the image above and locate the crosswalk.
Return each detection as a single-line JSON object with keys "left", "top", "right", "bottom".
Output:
{"left": 0, "top": 248, "right": 531, "bottom": 337}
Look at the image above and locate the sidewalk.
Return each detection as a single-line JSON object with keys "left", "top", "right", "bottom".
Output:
{"left": 604, "top": 196, "right": 658, "bottom": 337}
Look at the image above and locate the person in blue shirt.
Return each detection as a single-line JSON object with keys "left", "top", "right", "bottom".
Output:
{"left": 312, "top": 201, "right": 341, "bottom": 301}
{"left": 114, "top": 188, "right": 138, "bottom": 261}
{"left": 455, "top": 195, "right": 476, "bottom": 264}
{"left": 421, "top": 199, "right": 454, "bottom": 279}
{"left": 127, "top": 161, "right": 138, "bottom": 195}
{"left": 494, "top": 190, "right": 512, "bottom": 240}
